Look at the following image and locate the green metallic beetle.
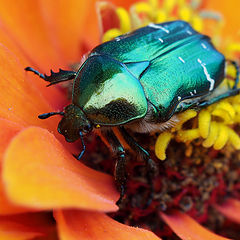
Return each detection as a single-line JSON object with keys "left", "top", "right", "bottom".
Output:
{"left": 25, "top": 20, "right": 240, "bottom": 203}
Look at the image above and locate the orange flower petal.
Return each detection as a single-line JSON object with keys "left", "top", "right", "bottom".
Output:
{"left": 0, "top": 32, "right": 67, "bottom": 109}
{"left": 0, "top": 28, "right": 30, "bottom": 67}
{"left": 55, "top": 209, "right": 161, "bottom": 240}
{"left": 0, "top": 183, "right": 31, "bottom": 216}
{"left": 0, "top": 118, "right": 32, "bottom": 215}
{"left": 37, "top": 0, "right": 97, "bottom": 64}
{"left": 204, "top": 0, "right": 240, "bottom": 36}
{"left": 0, "top": 0, "right": 66, "bottom": 71}
{"left": 0, "top": 212, "right": 55, "bottom": 240}
{"left": 0, "top": 118, "right": 23, "bottom": 163}
{"left": 3, "top": 126, "right": 119, "bottom": 212}
{"left": 160, "top": 210, "right": 230, "bottom": 240}
{"left": 214, "top": 198, "right": 240, "bottom": 224}
{"left": 0, "top": 43, "right": 63, "bottom": 130}
{"left": 112, "top": 0, "right": 138, "bottom": 9}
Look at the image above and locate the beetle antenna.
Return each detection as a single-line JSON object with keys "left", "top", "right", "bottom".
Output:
{"left": 38, "top": 111, "right": 64, "bottom": 119}
{"left": 77, "top": 131, "right": 86, "bottom": 160}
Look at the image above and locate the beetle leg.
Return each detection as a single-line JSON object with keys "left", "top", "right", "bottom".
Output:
{"left": 118, "top": 126, "right": 158, "bottom": 207}
{"left": 25, "top": 67, "right": 77, "bottom": 86}
{"left": 197, "top": 88, "right": 240, "bottom": 109}
{"left": 226, "top": 60, "right": 240, "bottom": 89}
{"left": 176, "top": 97, "right": 206, "bottom": 113}
{"left": 100, "top": 129, "right": 127, "bottom": 205}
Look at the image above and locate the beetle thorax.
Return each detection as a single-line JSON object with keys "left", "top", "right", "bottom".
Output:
{"left": 58, "top": 104, "right": 92, "bottom": 142}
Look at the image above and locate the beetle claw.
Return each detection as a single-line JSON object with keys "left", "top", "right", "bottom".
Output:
{"left": 25, "top": 66, "right": 77, "bottom": 86}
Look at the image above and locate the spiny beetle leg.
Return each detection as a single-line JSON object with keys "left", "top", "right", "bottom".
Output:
{"left": 101, "top": 129, "right": 127, "bottom": 205}
{"left": 25, "top": 66, "right": 77, "bottom": 86}
{"left": 197, "top": 88, "right": 240, "bottom": 109}
{"left": 118, "top": 126, "right": 158, "bottom": 208}
{"left": 115, "top": 152, "right": 127, "bottom": 206}
{"left": 226, "top": 60, "right": 240, "bottom": 89}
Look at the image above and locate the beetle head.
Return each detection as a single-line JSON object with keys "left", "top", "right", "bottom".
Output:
{"left": 57, "top": 104, "right": 93, "bottom": 142}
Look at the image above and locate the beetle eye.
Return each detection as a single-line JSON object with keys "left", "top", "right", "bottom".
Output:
{"left": 83, "top": 124, "right": 92, "bottom": 133}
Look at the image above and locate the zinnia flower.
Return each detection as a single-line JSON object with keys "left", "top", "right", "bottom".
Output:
{"left": 0, "top": 0, "right": 240, "bottom": 239}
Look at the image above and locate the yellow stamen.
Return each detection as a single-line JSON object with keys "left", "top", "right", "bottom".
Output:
{"left": 178, "top": 0, "right": 187, "bottom": 7}
{"left": 226, "top": 64, "right": 237, "bottom": 78}
{"left": 228, "top": 128, "right": 240, "bottom": 149}
{"left": 202, "top": 121, "right": 219, "bottom": 148}
{"left": 222, "top": 78, "right": 235, "bottom": 89}
{"left": 116, "top": 7, "right": 131, "bottom": 33}
{"left": 227, "top": 42, "right": 240, "bottom": 52}
{"left": 191, "top": 14, "right": 203, "bottom": 32}
{"left": 198, "top": 110, "right": 211, "bottom": 138}
{"left": 134, "top": 2, "right": 153, "bottom": 18}
{"left": 211, "top": 108, "right": 232, "bottom": 123}
{"left": 176, "top": 129, "right": 200, "bottom": 142}
{"left": 163, "top": 0, "right": 176, "bottom": 14}
{"left": 216, "top": 101, "right": 236, "bottom": 119}
{"left": 213, "top": 124, "right": 229, "bottom": 150}
{"left": 179, "top": 6, "right": 192, "bottom": 22}
{"left": 155, "top": 10, "right": 167, "bottom": 23}
{"left": 173, "top": 109, "right": 197, "bottom": 131}
{"left": 155, "top": 132, "right": 172, "bottom": 160}
{"left": 233, "top": 104, "right": 240, "bottom": 115}
{"left": 102, "top": 28, "right": 123, "bottom": 42}
{"left": 148, "top": 0, "right": 158, "bottom": 9}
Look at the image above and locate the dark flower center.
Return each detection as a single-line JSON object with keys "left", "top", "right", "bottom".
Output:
{"left": 83, "top": 129, "right": 240, "bottom": 239}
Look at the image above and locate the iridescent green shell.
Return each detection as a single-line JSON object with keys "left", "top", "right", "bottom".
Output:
{"left": 72, "top": 54, "right": 148, "bottom": 125}
{"left": 72, "top": 20, "right": 225, "bottom": 124}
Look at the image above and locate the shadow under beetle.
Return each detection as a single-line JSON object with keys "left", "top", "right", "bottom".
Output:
{"left": 25, "top": 20, "right": 240, "bottom": 205}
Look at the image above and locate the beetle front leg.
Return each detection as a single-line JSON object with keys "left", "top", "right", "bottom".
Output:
{"left": 118, "top": 126, "right": 158, "bottom": 207}
{"left": 100, "top": 129, "right": 127, "bottom": 205}
{"left": 25, "top": 67, "right": 77, "bottom": 86}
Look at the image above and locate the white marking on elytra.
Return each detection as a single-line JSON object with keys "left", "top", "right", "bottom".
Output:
{"left": 194, "top": 89, "right": 197, "bottom": 94}
{"left": 190, "top": 92, "right": 194, "bottom": 96}
{"left": 197, "top": 58, "right": 215, "bottom": 91}
{"left": 178, "top": 96, "right": 182, "bottom": 101}
{"left": 224, "top": 61, "right": 227, "bottom": 77}
{"left": 115, "top": 37, "right": 121, "bottom": 41}
{"left": 201, "top": 43, "right": 207, "bottom": 49}
{"left": 178, "top": 56, "right": 185, "bottom": 63}
{"left": 148, "top": 23, "right": 169, "bottom": 33}
{"left": 158, "top": 38, "right": 164, "bottom": 43}
{"left": 186, "top": 30, "right": 193, "bottom": 35}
